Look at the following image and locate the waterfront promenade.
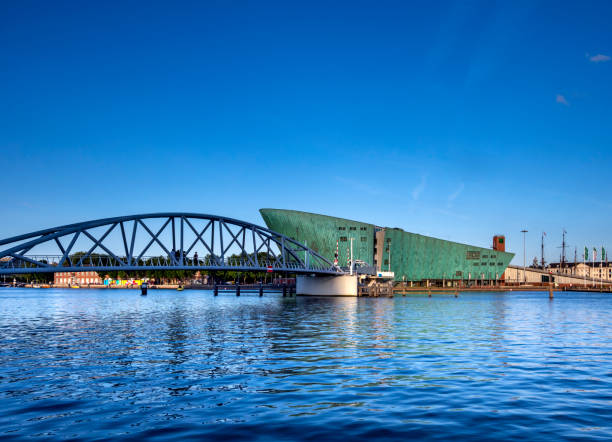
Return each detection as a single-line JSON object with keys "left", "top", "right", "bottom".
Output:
{"left": 11, "top": 282, "right": 612, "bottom": 295}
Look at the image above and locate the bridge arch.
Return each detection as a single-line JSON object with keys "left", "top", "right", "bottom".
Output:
{"left": 0, "top": 213, "right": 341, "bottom": 275}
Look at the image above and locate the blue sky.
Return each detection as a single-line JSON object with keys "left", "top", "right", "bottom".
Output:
{"left": 1, "top": 0, "right": 611, "bottom": 264}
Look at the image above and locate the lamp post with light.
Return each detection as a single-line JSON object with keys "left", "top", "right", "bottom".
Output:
{"left": 521, "top": 229, "right": 528, "bottom": 284}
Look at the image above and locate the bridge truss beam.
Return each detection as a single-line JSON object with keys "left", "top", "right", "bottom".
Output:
{"left": 0, "top": 213, "right": 341, "bottom": 276}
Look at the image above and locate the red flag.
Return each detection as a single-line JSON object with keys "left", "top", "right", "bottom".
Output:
{"left": 333, "top": 240, "right": 339, "bottom": 265}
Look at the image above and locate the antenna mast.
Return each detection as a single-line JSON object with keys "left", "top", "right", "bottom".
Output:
{"left": 541, "top": 233, "right": 546, "bottom": 269}
{"left": 574, "top": 247, "right": 577, "bottom": 275}
{"left": 561, "top": 229, "right": 567, "bottom": 268}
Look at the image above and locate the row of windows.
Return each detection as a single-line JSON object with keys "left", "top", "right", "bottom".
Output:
{"left": 57, "top": 277, "right": 100, "bottom": 284}
{"left": 340, "top": 236, "right": 370, "bottom": 242}
{"left": 473, "top": 262, "right": 504, "bottom": 267}
{"left": 338, "top": 226, "right": 368, "bottom": 231}
{"left": 481, "top": 255, "right": 497, "bottom": 259}
{"left": 56, "top": 271, "right": 97, "bottom": 276}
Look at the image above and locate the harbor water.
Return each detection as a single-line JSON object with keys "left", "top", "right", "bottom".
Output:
{"left": 0, "top": 288, "right": 611, "bottom": 440}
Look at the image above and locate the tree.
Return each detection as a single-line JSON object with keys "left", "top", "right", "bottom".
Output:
{"left": 531, "top": 257, "right": 539, "bottom": 268}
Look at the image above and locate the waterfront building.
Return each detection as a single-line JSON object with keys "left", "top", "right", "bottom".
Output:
{"left": 547, "top": 262, "right": 612, "bottom": 281}
{"left": 260, "top": 209, "right": 514, "bottom": 283}
{"left": 54, "top": 271, "right": 102, "bottom": 286}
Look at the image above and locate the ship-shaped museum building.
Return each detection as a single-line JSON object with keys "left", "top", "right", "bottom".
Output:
{"left": 260, "top": 208, "right": 514, "bottom": 283}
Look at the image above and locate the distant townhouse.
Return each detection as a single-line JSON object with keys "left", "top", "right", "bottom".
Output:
{"left": 54, "top": 271, "right": 103, "bottom": 286}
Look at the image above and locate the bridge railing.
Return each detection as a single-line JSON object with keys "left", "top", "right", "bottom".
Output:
{"left": 0, "top": 255, "right": 338, "bottom": 272}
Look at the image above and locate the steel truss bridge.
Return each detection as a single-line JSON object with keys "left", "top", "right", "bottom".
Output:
{"left": 0, "top": 213, "right": 343, "bottom": 276}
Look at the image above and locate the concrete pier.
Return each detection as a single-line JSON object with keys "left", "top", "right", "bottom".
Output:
{"left": 296, "top": 275, "right": 358, "bottom": 296}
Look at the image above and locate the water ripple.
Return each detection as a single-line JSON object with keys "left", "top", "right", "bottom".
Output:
{"left": 0, "top": 288, "right": 611, "bottom": 440}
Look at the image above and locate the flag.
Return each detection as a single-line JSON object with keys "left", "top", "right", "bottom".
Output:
{"left": 593, "top": 247, "right": 597, "bottom": 262}
{"left": 584, "top": 246, "right": 588, "bottom": 261}
{"left": 333, "top": 240, "right": 338, "bottom": 266}
{"left": 602, "top": 246, "right": 606, "bottom": 262}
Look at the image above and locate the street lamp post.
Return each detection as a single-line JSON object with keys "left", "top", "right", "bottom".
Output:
{"left": 521, "top": 229, "right": 528, "bottom": 284}
{"left": 350, "top": 237, "right": 354, "bottom": 276}
{"left": 388, "top": 239, "right": 391, "bottom": 272}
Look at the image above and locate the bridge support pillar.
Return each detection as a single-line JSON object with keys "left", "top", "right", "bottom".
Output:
{"left": 236, "top": 285, "right": 240, "bottom": 296}
{"left": 214, "top": 284, "right": 218, "bottom": 296}
{"left": 296, "top": 275, "right": 358, "bottom": 296}
{"left": 259, "top": 284, "right": 263, "bottom": 297}
{"left": 282, "top": 286, "right": 287, "bottom": 297}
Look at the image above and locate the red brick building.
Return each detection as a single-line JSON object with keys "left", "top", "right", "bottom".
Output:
{"left": 54, "top": 271, "right": 102, "bottom": 286}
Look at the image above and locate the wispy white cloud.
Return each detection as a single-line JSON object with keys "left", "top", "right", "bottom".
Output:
{"left": 556, "top": 94, "right": 569, "bottom": 106}
{"left": 448, "top": 183, "right": 465, "bottom": 203}
{"left": 412, "top": 176, "right": 426, "bottom": 200}
{"left": 335, "top": 176, "right": 381, "bottom": 195}
{"left": 588, "top": 53, "right": 610, "bottom": 63}
{"left": 435, "top": 208, "right": 470, "bottom": 221}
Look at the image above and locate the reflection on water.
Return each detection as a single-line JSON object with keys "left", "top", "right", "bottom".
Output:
{"left": 0, "top": 288, "right": 611, "bottom": 440}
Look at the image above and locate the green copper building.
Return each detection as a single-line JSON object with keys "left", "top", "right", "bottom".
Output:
{"left": 260, "top": 208, "right": 514, "bottom": 282}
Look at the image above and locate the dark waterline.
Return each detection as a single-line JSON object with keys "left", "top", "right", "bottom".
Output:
{"left": 1, "top": 288, "right": 611, "bottom": 440}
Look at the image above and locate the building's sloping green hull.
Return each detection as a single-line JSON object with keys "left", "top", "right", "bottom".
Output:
{"left": 260, "top": 209, "right": 375, "bottom": 267}
{"left": 260, "top": 208, "right": 514, "bottom": 282}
